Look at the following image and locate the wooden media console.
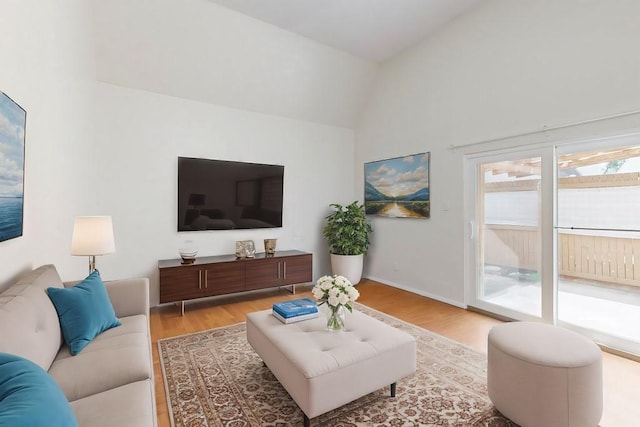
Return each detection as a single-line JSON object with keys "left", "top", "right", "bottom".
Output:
{"left": 158, "top": 250, "right": 312, "bottom": 314}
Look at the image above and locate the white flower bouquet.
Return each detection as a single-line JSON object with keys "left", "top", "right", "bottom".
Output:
{"left": 312, "top": 275, "right": 359, "bottom": 311}
{"left": 312, "top": 275, "right": 359, "bottom": 331}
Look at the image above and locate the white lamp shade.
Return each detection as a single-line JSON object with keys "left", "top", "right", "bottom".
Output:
{"left": 71, "top": 216, "right": 116, "bottom": 256}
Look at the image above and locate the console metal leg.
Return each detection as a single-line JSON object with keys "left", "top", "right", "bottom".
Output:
{"left": 280, "top": 284, "right": 296, "bottom": 294}
{"left": 174, "top": 301, "right": 185, "bottom": 316}
{"left": 390, "top": 382, "right": 396, "bottom": 397}
{"left": 303, "top": 414, "right": 310, "bottom": 427}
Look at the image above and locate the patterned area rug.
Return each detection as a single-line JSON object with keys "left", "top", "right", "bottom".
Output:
{"left": 158, "top": 303, "right": 517, "bottom": 426}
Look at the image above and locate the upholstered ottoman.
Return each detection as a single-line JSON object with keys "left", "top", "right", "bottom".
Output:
{"left": 488, "top": 322, "right": 602, "bottom": 427}
{"left": 246, "top": 309, "right": 416, "bottom": 426}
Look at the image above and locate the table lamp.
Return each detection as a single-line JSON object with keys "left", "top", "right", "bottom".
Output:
{"left": 71, "top": 216, "right": 116, "bottom": 273}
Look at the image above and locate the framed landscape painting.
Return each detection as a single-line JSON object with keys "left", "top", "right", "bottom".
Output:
{"left": 364, "top": 152, "right": 430, "bottom": 219}
{"left": 0, "top": 92, "right": 26, "bottom": 242}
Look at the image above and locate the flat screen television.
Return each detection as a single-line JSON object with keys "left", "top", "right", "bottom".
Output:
{"left": 178, "top": 157, "right": 284, "bottom": 231}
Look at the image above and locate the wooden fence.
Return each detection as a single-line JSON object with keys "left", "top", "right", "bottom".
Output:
{"left": 484, "top": 225, "right": 539, "bottom": 271}
{"left": 484, "top": 225, "right": 640, "bottom": 287}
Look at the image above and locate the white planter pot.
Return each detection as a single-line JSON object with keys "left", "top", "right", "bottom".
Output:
{"left": 330, "top": 253, "right": 364, "bottom": 285}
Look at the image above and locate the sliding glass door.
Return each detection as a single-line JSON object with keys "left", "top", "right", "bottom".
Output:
{"left": 466, "top": 134, "right": 640, "bottom": 355}
{"left": 467, "top": 149, "right": 552, "bottom": 321}
{"left": 556, "top": 137, "right": 640, "bottom": 353}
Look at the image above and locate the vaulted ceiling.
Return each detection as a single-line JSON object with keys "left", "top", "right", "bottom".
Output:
{"left": 208, "top": 0, "right": 483, "bottom": 62}
{"left": 93, "top": 0, "right": 483, "bottom": 128}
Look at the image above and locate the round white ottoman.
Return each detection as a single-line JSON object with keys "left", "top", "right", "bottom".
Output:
{"left": 487, "top": 322, "right": 602, "bottom": 427}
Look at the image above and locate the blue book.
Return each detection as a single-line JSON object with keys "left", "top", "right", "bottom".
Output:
{"left": 272, "top": 310, "right": 319, "bottom": 324}
{"left": 272, "top": 298, "right": 318, "bottom": 318}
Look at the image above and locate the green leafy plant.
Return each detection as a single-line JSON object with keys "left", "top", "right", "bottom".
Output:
{"left": 323, "top": 201, "right": 373, "bottom": 255}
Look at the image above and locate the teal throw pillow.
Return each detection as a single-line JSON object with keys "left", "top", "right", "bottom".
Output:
{"left": 47, "top": 270, "right": 121, "bottom": 356}
{"left": 0, "top": 352, "right": 78, "bottom": 426}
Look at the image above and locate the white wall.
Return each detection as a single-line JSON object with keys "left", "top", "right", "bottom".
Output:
{"left": 356, "top": 0, "right": 640, "bottom": 305}
{"left": 1, "top": 0, "right": 360, "bottom": 304}
{"left": 90, "top": 0, "right": 370, "bottom": 305}
{"left": 93, "top": 0, "right": 377, "bottom": 129}
{"left": 94, "top": 83, "right": 355, "bottom": 305}
{"left": 10, "top": 0, "right": 638, "bottom": 310}
{"left": 0, "top": 0, "right": 96, "bottom": 289}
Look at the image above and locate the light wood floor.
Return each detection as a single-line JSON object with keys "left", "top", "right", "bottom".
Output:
{"left": 150, "top": 279, "right": 640, "bottom": 427}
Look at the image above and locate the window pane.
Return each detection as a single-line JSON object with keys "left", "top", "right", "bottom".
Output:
{"left": 557, "top": 144, "right": 640, "bottom": 345}
{"left": 479, "top": 157, "right": 542, "bottom": 317}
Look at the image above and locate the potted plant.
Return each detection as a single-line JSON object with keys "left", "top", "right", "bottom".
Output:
{"left": 323, "top": 201, "right": 373, "bottom": 284}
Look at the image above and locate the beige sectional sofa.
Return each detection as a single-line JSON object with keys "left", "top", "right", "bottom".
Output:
{"left": 0, "top": 264, "right": 156, "bottom": 426}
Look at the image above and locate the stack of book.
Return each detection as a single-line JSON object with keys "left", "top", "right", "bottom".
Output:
{"left": 272, "top": 298, "right": 319, "bottom": 324}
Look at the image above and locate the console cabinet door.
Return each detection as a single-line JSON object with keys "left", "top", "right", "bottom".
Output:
{"left": 279, "top": 254, "right": 313, "bottom": 285}
{"left": 245, "top": 258, "right": 281, "bottom": 291}
{"left": 203, "top": 262, "right": 245, "bottom": 296}
{"left": 159, "top": 265, "right": 203, "bottom": 303}
{"left": 245, "top": 254, "right": 312, "bottom": 291}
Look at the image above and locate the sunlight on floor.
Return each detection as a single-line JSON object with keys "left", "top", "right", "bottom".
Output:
{"left": 483, "top": 276, "right": 640, "bottom": 347}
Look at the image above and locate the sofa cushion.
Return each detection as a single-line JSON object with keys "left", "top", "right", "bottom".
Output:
{"left": 70, "top": 380, "right": 155, "bottom": 427}
{"left": 0, "top": 264, "right": 64, "bottom": 370}
{"left": 47, "top": 270, "right": 121, "bottom": 356}
{"left": 0, "top": 352, "right": 78, "bottom": 427}
{"left": 48, "top": 314, "right": 152, "bottom": 401}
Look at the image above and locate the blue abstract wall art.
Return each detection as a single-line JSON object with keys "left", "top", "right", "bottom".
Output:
{"left": 0, "top": 91, "right": 26, "bottom": 242}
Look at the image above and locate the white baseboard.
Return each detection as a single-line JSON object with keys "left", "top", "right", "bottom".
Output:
{"left": 364, "top": 275, "right": 467, "bottom": 309}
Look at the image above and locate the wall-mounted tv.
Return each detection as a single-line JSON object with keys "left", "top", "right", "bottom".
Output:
{"left": 178, "top": 157, "right": 284, "bottom": 231}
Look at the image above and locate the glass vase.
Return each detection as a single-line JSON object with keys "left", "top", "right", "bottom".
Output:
{"left": 326, "top": 304, "right": 346, "bottom": 332}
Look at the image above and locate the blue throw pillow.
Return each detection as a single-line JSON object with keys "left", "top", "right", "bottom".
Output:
{"left": 47, "top": 270, "right": 121, "bottom": 356}
{"left": 0, "top": 352, "right": 78, "bottom": 426}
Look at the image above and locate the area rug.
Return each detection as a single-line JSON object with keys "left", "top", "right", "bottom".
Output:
{"left": 158, "top": 303, "right": 517, "bottom": 426}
